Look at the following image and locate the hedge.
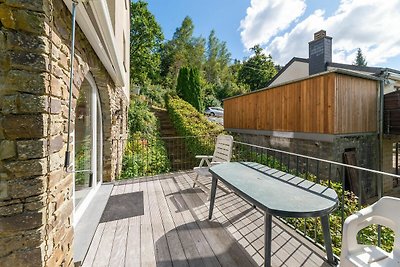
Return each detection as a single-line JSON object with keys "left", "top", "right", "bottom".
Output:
{"left": 166, "top": 94, "right": 223, "bottom": 156}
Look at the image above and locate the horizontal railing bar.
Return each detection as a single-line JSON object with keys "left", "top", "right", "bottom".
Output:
{"left": 234, "top": 140, "right": 400, "bottom": 179}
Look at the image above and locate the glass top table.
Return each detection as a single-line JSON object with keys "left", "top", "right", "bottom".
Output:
{"left": 208, "top": 162, "right": 338, "bottom": 267}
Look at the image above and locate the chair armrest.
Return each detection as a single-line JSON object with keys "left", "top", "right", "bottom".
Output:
{"left": 195, "top": 155, "right": 213, "bottom": 159}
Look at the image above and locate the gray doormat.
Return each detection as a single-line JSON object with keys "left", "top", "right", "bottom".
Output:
{"left": 100, "top": 191, "right": 144, "bottom": 223}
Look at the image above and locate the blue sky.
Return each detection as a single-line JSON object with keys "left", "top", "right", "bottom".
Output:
{"left": 145, "top": 0, "right": 400, "bottom": 70}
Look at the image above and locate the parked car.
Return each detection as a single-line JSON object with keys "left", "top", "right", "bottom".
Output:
{"left": 205, "top": 107, "right": 224, "bottom": 117}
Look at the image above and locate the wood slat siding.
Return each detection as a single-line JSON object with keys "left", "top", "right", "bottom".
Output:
{"left": 224, "top": 73, "right": 378, "bottom": 134}
{"left": 334, "top": 74, "right": 378, "bottom": 134}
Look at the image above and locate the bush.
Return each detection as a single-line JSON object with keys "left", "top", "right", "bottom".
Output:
{"left": 120, "top": 96, "right": 170, "bottom": 179}
{"left": 166, "top": 94, "right": 223, "bottom": 156}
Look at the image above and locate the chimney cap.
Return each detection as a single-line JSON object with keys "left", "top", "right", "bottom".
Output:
{"left": 314, "top": 30, "right": 326, "bottom": 40}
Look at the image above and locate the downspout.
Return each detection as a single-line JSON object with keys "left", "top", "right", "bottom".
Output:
{"left": 377, "top": 71, "right": 387, "bottom": 247}
{"left": 64, "top": 0, "right": 79, "bottom": 170}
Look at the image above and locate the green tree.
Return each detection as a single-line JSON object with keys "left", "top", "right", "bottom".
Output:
{"left": 353, "top": 48, "right": 367, "bottom": 66}
{"left": 238, "top": 45, "right": 277, "bottom": 91}
{"left": 204, "top": 30, "right": 231, "bottom": 84}
{"left": 176, "top": 67, "right": 203, "bottom": 111}
{"left": 160, "top": 16, "right": 205, "bottom": 87}
{"left": 130, "top": 1, "right": 164, "bottom": 85}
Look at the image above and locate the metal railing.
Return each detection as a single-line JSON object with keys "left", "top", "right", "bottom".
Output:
{"left": 121, "top": 134, "right": 400, "bottom": 258}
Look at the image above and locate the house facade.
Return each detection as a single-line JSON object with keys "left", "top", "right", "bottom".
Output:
{"left": 0, "top": 0, "right": 129, "bottom": 266}
{"left": 225, "top": 30, "right": 400, "bottom": 198}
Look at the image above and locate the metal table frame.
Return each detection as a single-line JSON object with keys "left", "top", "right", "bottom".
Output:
{"left": 208, "top": 162, "right": 338, "bottom": 267}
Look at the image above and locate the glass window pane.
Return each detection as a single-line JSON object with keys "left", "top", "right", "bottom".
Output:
{"left": 74, "top": 81, "right": 92, "bottom": 207}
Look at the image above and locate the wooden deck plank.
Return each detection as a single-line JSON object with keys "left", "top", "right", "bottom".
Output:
{"left": 160, "top": 176, "right": 220, "bottom": 267}
{"left": 140, "top": 178, "right": 157, "bottom": 267}
{"left": 125, "top": 180, "right": 141, "bottom": 267}
{"left": 153, "top": 177, "right": 203, "bottom": 267}
{"left": 174, "top": 172, "right": 258, "bottom": 267}
{"left": 91, "top": 220, "right": 117, "bottom": 267}
{"left": 146, "top": 178, "right": 173, "bottom": 267}
{"left": 108, "top": 218, "right": 129, "bottom": 267}
{"left": 81, "top": 222, "right": 106, "bottom": 267}
{"left": 148, "top": 177, "right": 188, "bottom": 267}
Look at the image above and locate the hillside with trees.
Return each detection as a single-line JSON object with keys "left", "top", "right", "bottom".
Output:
{"left": 130, "top": 1, "right": 279, "bottom": 108}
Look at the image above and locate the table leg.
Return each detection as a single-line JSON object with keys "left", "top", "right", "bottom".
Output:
{"left": 321, "top": 215, "right": 335, "bottom": 264}
{"left": 264, "top": 212, "right": 272, "bottom": 267}
{"left": 208, "top": 176, "right": 218, "bottom": 220}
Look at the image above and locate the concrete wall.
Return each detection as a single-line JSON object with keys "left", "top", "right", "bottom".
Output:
{"left": 232, "top": 132, "right": 379, "bottom": 198}
{"left": 0, "top": 0, "right": 128, "bottom": 265}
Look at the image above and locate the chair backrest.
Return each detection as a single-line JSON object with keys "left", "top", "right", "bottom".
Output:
{"left": 211, "top": 135, "right": 233, "bottom": 163}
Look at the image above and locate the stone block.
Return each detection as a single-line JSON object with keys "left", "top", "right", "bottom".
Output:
{"left": 0, "top": 31, "right": 5, "bottom": 51}
{"left": 10, "top": 51, "right": 48, "bottom": 72}
{"left": 0, "top": 50, "right": 10, "bottom": 71}
{"left": 0, "top": 5, "right": 46, "bottom": 35}
{"left": 24, "top": 198, "right": 44, "bottom": 211}
{"left": 49, "top": 135, "right": 63, "bottom": 154}
{"left": 4, "top": 0, "right": 47, "bottom": 12}
{"left": 0, "top": 229, "right": 42, "bottom": 258}
{"left": 0, "top": 247, "right": 43, "bottom": 267}
{"left": 3, "top": 114, "right": 47, "bottom": 139}
{"left": 4, "top": 158, "right": 47, "bottom": 178}
{"left": 0, "top": 140, "right": 16, "bottom": 160}
{"left": 0, "top": 210, "right": 43, "bottom": 232}
{"left": 17, "top": 139, "right": 47, "bottom": 160}
{"left": 19, "top": 94, "right": 47, "bottom": 113}
{"left": 1, "top": 94, "right": 18, "bottom": 114}
{"left": 0, "top": 181, "right": 8, "bottom": 199}
{"left": 0, "top": 203, "right": 22, "bottom": 216}
{"left": 4, "top": 70, "right": 46, "bottom": 95}
{"left": 49, "top": 151, "right": 64, "bottom": 171}
{"left": 50, "top": 76, "right": 64, "bottom": 98}
{"left": 6, "top": 30, "right": 48, "bottom": 53}
{"left": 50, "top": 98, "right": 61, "bottom": 114}
{"left": 7, "top": 176, "right": 46, "bottom": 198}
{"left": 48, "top": 169, "right": 64, "bottom": 189}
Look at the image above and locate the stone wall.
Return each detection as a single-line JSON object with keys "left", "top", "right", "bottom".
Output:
{"left": 0, "top": 0, "right": 128, "bottom": 266}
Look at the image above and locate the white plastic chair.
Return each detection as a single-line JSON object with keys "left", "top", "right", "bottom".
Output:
{"left": 193, "top": 135, "right": 233, "bottom": 198}
{"left": 340, "top": 196, "right": 400, "bottom": 267}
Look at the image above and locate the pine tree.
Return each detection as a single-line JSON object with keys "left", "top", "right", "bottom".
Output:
{"left": 175, "top": 67, "right": 203, "bottom": 112}
{"left": 353, "top": 48, "right": 367, "bottom": 67}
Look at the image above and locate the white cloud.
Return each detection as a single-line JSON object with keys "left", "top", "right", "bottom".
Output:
{"left": 241, "top": 0, "right": 400, "bottom": 67}
{"left": 239, "top": 0, "right": 306, "bottom": 50}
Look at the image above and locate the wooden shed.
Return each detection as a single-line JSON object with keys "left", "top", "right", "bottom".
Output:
{"left": 224, "top": 70, "right": 379, "bottom": 135}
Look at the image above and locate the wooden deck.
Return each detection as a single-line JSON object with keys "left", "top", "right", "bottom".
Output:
{"left": 81, "top": 172, "right": 332, "bottom": 267}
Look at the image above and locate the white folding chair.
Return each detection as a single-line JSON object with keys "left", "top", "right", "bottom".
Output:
{"left": 193, "top": 135, "right": 233, "bottom": 199}
{"left": 340, "top": 196, "right": 400, "bottom": 267}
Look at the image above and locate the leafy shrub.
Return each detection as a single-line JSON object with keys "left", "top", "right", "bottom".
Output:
{"left": 166, "top": 94, "right": 223, "bottom": 156}
{"left": 120, "top": 96, "right": 170, "bottom": 179}
{"left": 121, "top": 133, "right": 170, "bottom": 178}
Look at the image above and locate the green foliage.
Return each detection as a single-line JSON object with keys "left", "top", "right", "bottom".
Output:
{"left": 120, "top": 96, "right": 170, "bottom": 179}
{"left": 160, "top": 16, "right": 206, "bottom": 88}
{"left": 166, "top": 94, "right": 223, "bottom": 156}
{"left": 238, "top": 45, "right": 277, "bottom": 91}
{"left": 130, "top": 1, "right": 164, "bottom": 85}
{"left": 353, "top": 48, "right": 367, "bottom": 67}
{"left": 121, "top": 133, "right": 170, "bottom": 178}
{"left": 176, "top": 67, "right": 204, "bottom": 112}
{"left": 235, "top": 146, "right": 395, "bottom": 256}
{"left": 127, "top": 96, "right": 158, "bottom": 135}
{"left": 140, "top": 84, "right": 169, "bottom": 108}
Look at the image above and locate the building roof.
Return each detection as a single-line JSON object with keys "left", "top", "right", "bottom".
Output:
{"left": 266, "top": 57, "right": 309, "bottom": 87}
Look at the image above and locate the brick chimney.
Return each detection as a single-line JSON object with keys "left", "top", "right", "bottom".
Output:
{"left": 308, "top": 30, "right": 332, "bottom": 75}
